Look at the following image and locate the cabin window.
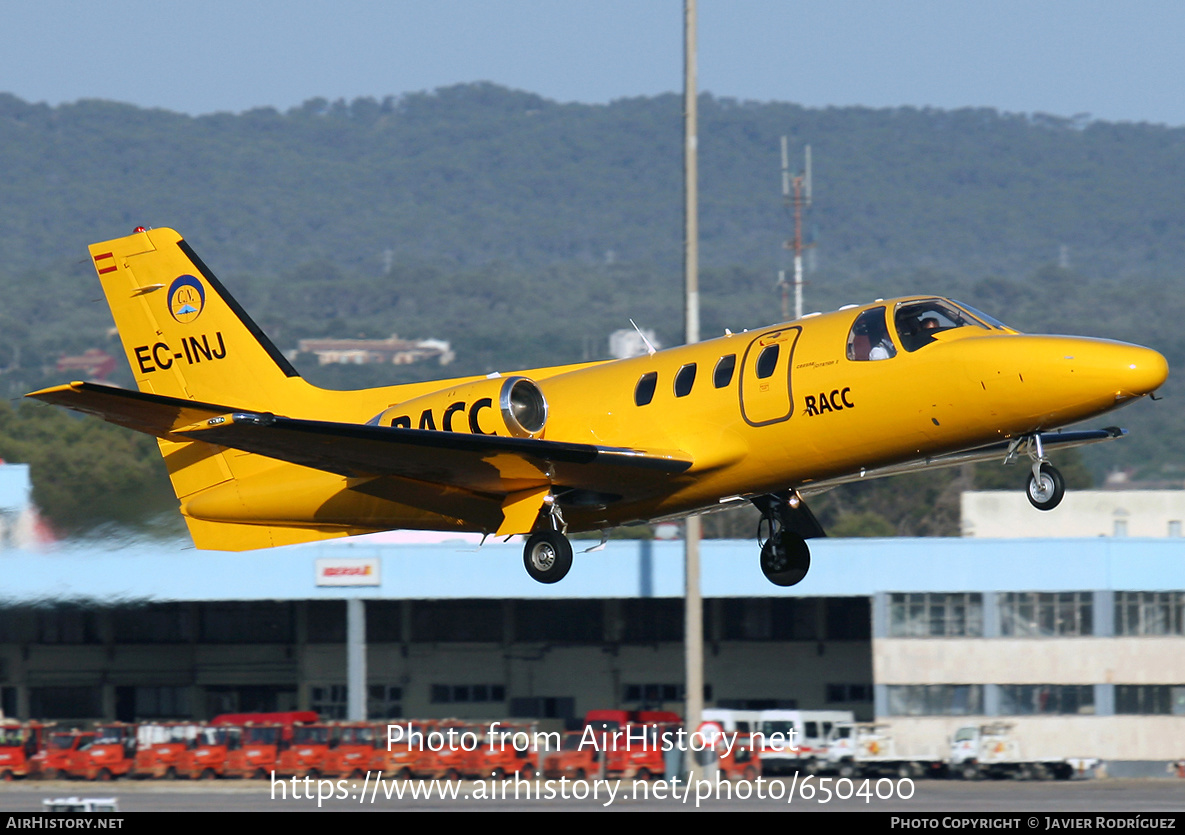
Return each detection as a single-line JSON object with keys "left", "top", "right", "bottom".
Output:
{"left": 846, "top": 307, "right": 896, "bottom": 361}
{"left": 674, "top": 363, "right": 697, "bottom": 397}
{"left": 755, "top": 345, "right": 779, "bottom": 379}
{"left": 635, "top": 372, "right": 658, "bottom": 406}
{"left": 713, "top": 355, "right": 736, "bottom": 388}
{"left": 894, "top": 299, "right": 990, "bottom": 352}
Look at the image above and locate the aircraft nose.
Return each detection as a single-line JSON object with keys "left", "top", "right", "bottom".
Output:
{"left": 1119, "top": 345, "right": 1169, "bottom": 397}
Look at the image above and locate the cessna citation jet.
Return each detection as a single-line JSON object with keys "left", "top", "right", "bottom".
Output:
{"left": 29, "top": 228, "right": 1168, "bottom": 586}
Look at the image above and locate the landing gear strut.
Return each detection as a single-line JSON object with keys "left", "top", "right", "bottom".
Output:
{"left": 752, "top": 491, "right": 822, "bottom": 587}
{"left": 522, "top": 498, "right": 572, "bottom": 583}
{"left": 1012, "top": 434, "right": 1066, "bottom": 511}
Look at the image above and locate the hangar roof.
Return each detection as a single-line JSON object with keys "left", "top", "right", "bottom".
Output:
{"left": 0, "top": 535, "right": 1182, "bottom": 603}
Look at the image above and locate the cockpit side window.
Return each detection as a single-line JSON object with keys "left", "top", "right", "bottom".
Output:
{"left": 894, "top": 299, "right": 989, "bottom": 352}
{"left": 846, "top": 307, "right": 897, "bottom": 361}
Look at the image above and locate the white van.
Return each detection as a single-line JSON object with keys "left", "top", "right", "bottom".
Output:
{"left": 755, "top": 709, "right": 854, "bottom": 774}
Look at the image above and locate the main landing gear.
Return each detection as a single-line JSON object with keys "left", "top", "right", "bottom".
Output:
{"left": 522, "top": 499, "right": 572, "bottom": 584}
{"left": 1013, "top": 434, "right": 1066, "bottom": 511}
{"left": 752, "top": 491, "right": 825, "bottom": 587}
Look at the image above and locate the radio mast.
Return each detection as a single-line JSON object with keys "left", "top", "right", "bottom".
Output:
{"left": 779, "top": 138, "right": 812, "bottom": 321}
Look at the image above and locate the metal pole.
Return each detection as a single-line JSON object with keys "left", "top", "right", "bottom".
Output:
{"left": 683, "top": 0, "right": 704, "bottom": 783}
{"left": 347, "top": 598, "right": 367, "bottom": 720}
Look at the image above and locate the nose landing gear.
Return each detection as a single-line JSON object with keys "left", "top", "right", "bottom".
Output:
{"left": 1026, "top": 462, "right": 1065, "bottom": 511}
{"left": 1010, "top": 434, "right": 1066, "bottom": 511}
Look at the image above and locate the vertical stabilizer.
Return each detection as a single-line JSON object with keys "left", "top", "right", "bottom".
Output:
{"left": 90, "top": 227, "right": 307, "bottom": 411}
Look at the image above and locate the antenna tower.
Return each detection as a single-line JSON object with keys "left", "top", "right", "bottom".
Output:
{"left": 779, "top": 138, "right": 813, "bottom": 320}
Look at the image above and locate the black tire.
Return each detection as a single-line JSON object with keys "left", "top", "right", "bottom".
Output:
{"left": 97, "top": 767, "right": 112, "bottom": 782}
{"left": 760, "top": 531, "right": 811, "bottom": 586}
{"left": 1026, "top": 463, "right": 1065, "bottom": 510}
{"left": 520, "top": 763, "right": 535, "bottom": 780}
{"left": 165, "top": 766, "right": 178, "bottom": 780}
{"left": 523, "top": 531, "right": 573, "bottom": 584}
{"left": 397, "top": 767, "right": 412, "bottom": 781}
{"left": 636, "top": 767, "right": 651, "bottom": 781}
{"left": 837, "top": 760, "right": 856, "bottom": 780}
{"left": 200, "top": 767, "right": 217, "bottom": 781}
{"left": 961, "top": 761, "right": 981, "bottom": 781}
{"left": 444, "top": 767, "right": 460, "bottom": 782}
{"left": 575, "top": 768, "right": 587, "bottom": 781}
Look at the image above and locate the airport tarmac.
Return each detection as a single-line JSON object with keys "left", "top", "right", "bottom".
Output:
{"left": 1, "top": 777, "right": 1182, "bottom": 812}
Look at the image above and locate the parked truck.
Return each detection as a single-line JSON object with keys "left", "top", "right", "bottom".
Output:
{"left": 824, "top": 722, "right": 946, "bottom": 779}
{"left": 949, "top": 722, "right": 1074, "bottom": 780}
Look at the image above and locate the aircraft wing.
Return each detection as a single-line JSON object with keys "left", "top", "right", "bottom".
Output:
{"left": 797, "top": 427, "right": 1125, "bottom": 495}
{"left": 27, "top": 381, "right": 692, "bottom": 498}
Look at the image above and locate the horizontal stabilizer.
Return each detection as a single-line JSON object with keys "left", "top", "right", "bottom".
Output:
{"left": 26, "top": 381, "right": 239, "bottom": 440}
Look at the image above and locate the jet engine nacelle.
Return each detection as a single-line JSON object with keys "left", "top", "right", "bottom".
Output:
{"left": 373, "top": 375, "right": 548, "bottom": 438}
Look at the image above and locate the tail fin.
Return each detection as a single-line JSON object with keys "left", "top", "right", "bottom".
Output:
{"left": 90, "top": 227, "right": 307, "bottom": 410}
{"left": 87, "top": 227, "right": 346, "bottom": 549}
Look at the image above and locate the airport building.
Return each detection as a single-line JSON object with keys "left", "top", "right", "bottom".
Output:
{"left": 0, "top": 468, "right": 1182, "bottom": 776}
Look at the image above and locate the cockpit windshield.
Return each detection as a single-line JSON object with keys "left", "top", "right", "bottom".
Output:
{"left": 894, "top": 299, "right": 991, "bottom": 352}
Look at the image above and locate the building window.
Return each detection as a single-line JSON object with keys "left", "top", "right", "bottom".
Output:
{"left": 430, "top": 684, "right": 506, "bottom": 704}
{"left": 1115, "top": 685, "right": 1185, "bottom": 715}
{"left": 368, "top": 685, "right": 404, "bottom": 719}
{"left": 1113, "top": 519, "right": 1128, "bottom": 537}
{"left": 623, "top": 683, "right": 682, "bottom": 704}
{"left": 1115, "top": 592, "right": 1185, "bottom": 636}
{"left": 999, "top": 685, "right": 1094, "bottom": 715}
{"left": 886, "top": 685, "right": 983, "bottom": 716}
{"left": 889, "top": 593, "right": 983, "bottom": 637}
{"left": 1169, "top": 521, "right": 1182, "bottom": 538}
{"left": 826, "top": 683, "right": 873, "bottom": 703}
{"left": 311, "top": 684, "right": 348, "bottom": 719}
{"left": 999, "top": 592, "right": 1093, "bottom": 637}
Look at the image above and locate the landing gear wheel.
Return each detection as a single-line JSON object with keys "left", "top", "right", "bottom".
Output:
{"left": 1026, "top": 463, "right": 1065, "bottom": 510}
{"left": 523, "top": 531, "right": 573, "bottom": 584}
{"left": 760, "top": 531, "right": 811, "bottom": 586}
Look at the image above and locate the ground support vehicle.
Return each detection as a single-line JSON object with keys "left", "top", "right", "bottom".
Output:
{"left": 756, "top": 710, "right": 853, "bottom": 775}
{"left": 80, "top": 724, "right": 138, "bottom": 781}
{"left": 478, "top": 723, "right": 538, "bottom": 780}
{"left": 134, "top": 723, "right": 200, "bottom": 779}
{"left": 322, "top": 723, "right": 378, "bottom": 778}
{"left": 372, "top": 722, "right": 439, "bottom": 780}
{"left": 949, "top": 723, "right": 1074, "bottom": 780}
{"left": 178, "top": 726, "right": 243, "bottom": 779}
{"left": 825, "top": 723, "right": 945, "bottom": 780}
{"left": 717, "top": 733, "right": 762, "bottom": 781}
{"left": 0, "top": 722, "right": 47, "bottom": 779}
{"left": 224, "top": 724, "right": 288, "bottom": 779}
{"left": 276, "top": 723, "right": 337, "bottom": 778}
{"left": 543, "top": 731, "right": 607, "bottom": 781}
{"left": 36, "top": 731, "right": 95, "bottom": 780}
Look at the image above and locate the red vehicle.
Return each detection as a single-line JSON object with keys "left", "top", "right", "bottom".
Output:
{"left": 213, "top": 711, "right": 316, "bottom": 779}
{"left": 477, "top": 723, "right": 537, "bottom": 780}
{"left": 276, "top": 723, "right": 337, "bottom": 778}
{"left": 322, "top": 723, "right": 378, "bottom": 778}
{"left": 178, "top": 726, "right": 243, "bottom": 780}
{"left": 717, "top": 733, "right": 761, "bottom": 781}
{"left": 544, "top": 730, "right": 605, "bottom": 781}
{"left": 0, "top": 722, "right": 47, "bottom": 780}
{"left": 81, "top": 723, "right": 138, "bottom": 780}
{"left": 373, "top": 721, "right": 439, "bottom": 780}
{"left": 36, "top": 731, "right": 95, "bottom": 780}
{"left": 134, "top": 723, "right": 200, "bottom": 779}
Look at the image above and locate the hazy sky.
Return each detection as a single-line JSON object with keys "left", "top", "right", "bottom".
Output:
{"left": 3, "top": 1, "right": 1184, "bottom": 125}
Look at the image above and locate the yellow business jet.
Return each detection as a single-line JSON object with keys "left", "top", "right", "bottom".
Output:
{"left": 28, "top": 227, "right": 1168, "bottom": 586}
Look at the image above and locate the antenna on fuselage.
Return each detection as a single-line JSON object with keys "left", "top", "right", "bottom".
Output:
{"left": 779, "top": 138, "right": 813, "bottom": 321}
{"left": 628, "top": 319, "right": 658, "bottom": 356}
